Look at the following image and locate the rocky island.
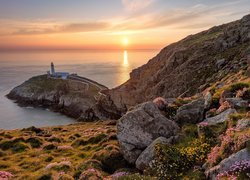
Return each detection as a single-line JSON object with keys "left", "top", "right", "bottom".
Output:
{"left": 1, "top": 14, "right": 250, "bottom": 179}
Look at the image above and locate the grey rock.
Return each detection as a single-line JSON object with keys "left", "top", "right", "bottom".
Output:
{"left": 206, "top": 148, "right": 250, "bottom": 179}
{"left": 236, "top": 119, "right": 250, "bottom": 130}
{"left": 117, "top": 101, "right": 180, "bottom": 164}
{"left": 175, "top": 98, "right": 205, "bottom": 124}
{"left": 225, "top": 98, "right": 249, "bottom": 109}
{"left": 204, "top": 92, "right": 212, "bottom": 109}
{"left": 135, "top": 137, "right": 170, "bottom": 171}
{"left": 203, "top": 108, "right": 236, "bottom": 125}
{"left": 216, "top": 59, "right": 226, "bottom": 68}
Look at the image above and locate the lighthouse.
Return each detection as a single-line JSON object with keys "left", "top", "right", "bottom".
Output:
{"left": 50, "top": 62, "right": 55, "bottom": 75}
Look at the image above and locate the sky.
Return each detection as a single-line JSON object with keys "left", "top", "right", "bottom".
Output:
{"left": 0, "top": 0, "right": 249, "bottom": 50}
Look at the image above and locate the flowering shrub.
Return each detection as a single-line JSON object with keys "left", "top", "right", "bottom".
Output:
{"left": 111, "top": 171, "right": 129, "bottom": 178}
{"left": 216, "top": 101, "right": 231, "bottom": 114}
{"left": 207, "top": 128, "right": 250, "bottom": 166}
{"left": 216, "top": 160, "right": 250, "bottom": 179}
{"left": 148, "top": 138, "right": 211, "bottom": 179}
{"left": 0, "top": 171, "right": 13, "bottom": 179}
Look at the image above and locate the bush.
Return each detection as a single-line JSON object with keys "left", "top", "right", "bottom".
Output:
{"left": 12, "top": 142, "right": 29, "bottom": 153}
{"left": 43, "top": 144, "right": 57, "bottom": 150}
{"left": 26, "top": 137, "right": 43, "bottom": 148}
{"left": 148, "top": 138, "right": 211, "bottom": 179}
{"left": 0, "top": 138, "right": 28, "bottom": 153}
{"left": 229, "top": 83, "right": 249, "bottom": 93}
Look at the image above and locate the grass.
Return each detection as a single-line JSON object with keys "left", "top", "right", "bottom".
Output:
{"left": 0, "top": 121, "right": 119, "bottom": 179}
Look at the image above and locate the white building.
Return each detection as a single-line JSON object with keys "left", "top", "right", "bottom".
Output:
{"left": 47, "top": 62, "right": 69, "bottom": 79}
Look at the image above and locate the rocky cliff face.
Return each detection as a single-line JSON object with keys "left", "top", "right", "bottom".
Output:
{"left": 106, "top": 14, "right": 250, "bottom": 113}
{"left": 7, "top": 75, "right": 120, "bottom": 121}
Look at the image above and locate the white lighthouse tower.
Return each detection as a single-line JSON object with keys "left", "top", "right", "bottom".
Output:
{"left": 50, "top": 62, "right": 55, "bottom": 75}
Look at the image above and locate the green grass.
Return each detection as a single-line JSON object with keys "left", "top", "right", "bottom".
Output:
{"left": 0, "top": 121, "right": 119, "bottom": 179}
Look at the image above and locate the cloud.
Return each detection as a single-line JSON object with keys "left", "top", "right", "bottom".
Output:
{"left": 122, "top": 0, "right": 156, "bottom": 11}
{"left": 114, "top": 0, "right": 250, "bottom": 31}
{"left": 6, "top": 21, "right": 111, "bottom": 35}
{"left": 0, "top": 0, "right": 248, "bottom": 37}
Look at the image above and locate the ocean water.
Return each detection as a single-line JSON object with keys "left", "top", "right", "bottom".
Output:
{"left": 0, "top": 50, "right": 158, "bottom": 129}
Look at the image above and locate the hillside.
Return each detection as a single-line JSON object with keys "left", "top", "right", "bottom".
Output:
{"left": 106, "top": 14, "right": 250, "bottom": 113}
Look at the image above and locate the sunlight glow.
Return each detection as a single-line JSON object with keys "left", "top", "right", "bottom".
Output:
{"left": 122, "top": 38, "right": 129, "bottom": 46}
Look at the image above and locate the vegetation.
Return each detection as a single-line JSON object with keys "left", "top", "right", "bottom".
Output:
{"left": 0, "top": 121, "right": 125, "bottom": 179}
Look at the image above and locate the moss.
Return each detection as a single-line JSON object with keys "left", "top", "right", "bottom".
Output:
{"left": 45, "top": 156, "right": 54, "bottom": 162}
{"left": 43, "top": 144, "right": 57, "bottom": 150}
{"left": 175, "top": 98, "right": 191, "bottom": 107}
{"left": 71, "top": 139, "right": 88, "bottom": 147}
{"left": 88, "top": 133, "right": 107, "bottom": 144}
{"left": 26, "top": 137, "right": 43, "bottom": 148}
{"left": 0, "top": 138, "right": 28, "bottom": 153}
{"left": 22, "top": 126, "right": 43, "bottom": 134}
{"left": 182, "top": 124, "right": 198, "bottom": 139}
{"left": 48, "top": 136, "right": 62, "bottom": 143}
{"left": 183, "top": 169, "right": 206, "bottom": 180}
{"left": 37, "top": 173, "right": 53, "bottom": 180}
{"left": 229, "top": 82, "right": 250, "bottom": 93}
{"left": 12, "top": 142, "right": 29, "bottom": 153}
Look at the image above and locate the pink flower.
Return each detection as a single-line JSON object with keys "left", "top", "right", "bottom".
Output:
{"left": 199, "top": 121, "right": 209, "bottom": 126}
{"left": 0, "top": 171, "right": 14, "bottom": 179}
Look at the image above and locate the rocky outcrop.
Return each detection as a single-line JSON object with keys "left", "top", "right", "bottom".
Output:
{"left": 205, "top": 148, "right": 250, "bottom": 179}
{"left": 202, "top": 108, "right": 236, "bottom": 125}
{"left": 175, "top": 98, "right": 205, "bottom": 125}
{"left": 236, "top": 119, "right": 250, "bottom": 130}
{"left": 135, "top": 137, "right": 169, "bottom": 171}
{"left": 7, "top": 75, "right": 120, "bottom": 121}
{"left": 104, "top": 14, "right": 250, "bottom": 113}
{"left": 117, "top": 102, "right": 180, "bottom": 164}
{"left": 225, "top": 98, "right": 249, "bottom": 109}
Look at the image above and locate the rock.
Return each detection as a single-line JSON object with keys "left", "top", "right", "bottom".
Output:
{"left": 104, "top": 14, "right": 250, "bottom": 113}
{"left": 175, "top": 98, "right": 205, "bottom": 124}
{"left": 135, "top": 137, "right": 169, "bottom": 171}
{"left": 153, "top": 97, "right": 167, "bottom": 110}
{"left": 225, "top": 98, "right": 249, "bottom": 109}
{"left": 6, "top": 75, "right": 116, "bottom": 121}
{"left": 117, "top": 102, "right": 180, "bottom": 164}
{"left": 236, "top": 119, "right": 250, "bottom": 130}
{"left": 206, "top": 148, "right": 250, "bottom": 179}
{"left": 216, "top": 59, "right": 226, "bottom": 68}
{"left": 202, "top": 108, "right": 236, "bottom": 125}
{"left": 219, "top": 90, "right": 234, "bottom": 105}
{"left": 204, "top": 92, "right": 212, "bottom": 109}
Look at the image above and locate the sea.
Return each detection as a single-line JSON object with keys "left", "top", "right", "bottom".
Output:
{"left": 0, "top": 50, "right": 158, "bottom": 129}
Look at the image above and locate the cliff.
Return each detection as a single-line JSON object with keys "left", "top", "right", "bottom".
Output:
{"left": 106, "top": 14, "right": 250, "bottom": 113}
{"left": 7, "top": 75, "right": 120, "bottom": 121}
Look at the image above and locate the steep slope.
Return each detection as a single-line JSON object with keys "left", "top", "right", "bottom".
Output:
{"left": 105, "top": 14, "right": 250, "bottom": 113}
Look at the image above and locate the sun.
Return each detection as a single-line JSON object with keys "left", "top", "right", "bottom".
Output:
{"left": 122, "top": 38, "right": 129, "bottom": 46}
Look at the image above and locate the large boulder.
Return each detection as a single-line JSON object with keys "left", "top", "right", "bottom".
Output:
{"left": 135, "top": 137, "right": 170, "bottom": 171}
{"left": 175, "top": 98, "right": 205, "bottom": 124}
{"left": 205, "top": 148, "right": 250, "bottom": 179}
{"left": 202, "top": 108, "right": 236, "bottom": 126}
{"left": 117, "top": 102, "right": 180, "bottom": 164}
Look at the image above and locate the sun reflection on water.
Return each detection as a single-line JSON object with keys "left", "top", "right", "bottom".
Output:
{"left": 123, "top": 50, "right": 129, "bottom": 67}
{"left": 118, "top": 50, "right": 130, "bottom": 84}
